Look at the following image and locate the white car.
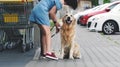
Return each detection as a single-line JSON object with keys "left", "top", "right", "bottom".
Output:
{"left": 87, "top": 4, "right": 120, "bottom": 35}
{"left": 74, "top": 5, "right": 104, "bottom": 24}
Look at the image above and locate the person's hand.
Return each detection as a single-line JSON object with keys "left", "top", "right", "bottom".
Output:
{"left": 55, "top": 22, "right": 61, "bottom": 33}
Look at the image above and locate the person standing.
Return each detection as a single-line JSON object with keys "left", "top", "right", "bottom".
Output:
{"left": 29, "top": 0, "right": 78, "bottom": 60}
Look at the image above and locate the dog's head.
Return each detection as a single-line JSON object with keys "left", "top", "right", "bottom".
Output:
{"left": 63, "top": 14, "right": 75, "bottom": 24}
{"left": 62, "top": 14, "right": 76, "bottom": 28}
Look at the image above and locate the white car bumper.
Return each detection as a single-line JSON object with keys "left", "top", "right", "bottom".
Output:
{"left": 87, "top": 20, "right": 97, "bottom": 31}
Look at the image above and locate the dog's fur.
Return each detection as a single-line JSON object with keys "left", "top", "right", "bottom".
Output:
{"left": 60, "top": 14, "right": 81, "bottom": 59}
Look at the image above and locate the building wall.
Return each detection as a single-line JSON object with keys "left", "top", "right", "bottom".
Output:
{"left": 78, "top": 0, "right": 92, "bottom": 11}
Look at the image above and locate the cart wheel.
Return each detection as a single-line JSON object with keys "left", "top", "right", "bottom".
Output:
{"left": 30, "top": 42, "right": 34, "bottom": 48}
{"left": 26, "top": 42, "right": 34, "bottom": 51}
{"left": 26, "top": 43, "right": 31, "bottom": 51}
{"left": 21, "top": 44, "right": 26, "bottom": 53}
{"left": 0, "top": 44, "right": 4, "bottom": 52}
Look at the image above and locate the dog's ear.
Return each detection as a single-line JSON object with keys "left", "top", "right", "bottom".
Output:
{"left": 72, "top": 16, "right": 76, "bottom": 25}
{"left": 62, "top": 15, "right": 66, "bottom": 22}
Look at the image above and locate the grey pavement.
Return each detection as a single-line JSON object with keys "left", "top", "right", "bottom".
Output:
{"left": 0, "top": 25, "right": 120, "bottom": 67}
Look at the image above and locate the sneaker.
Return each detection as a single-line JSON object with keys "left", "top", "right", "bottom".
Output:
{"left": 45, "top": 52, "right": 58, "bottom": 60}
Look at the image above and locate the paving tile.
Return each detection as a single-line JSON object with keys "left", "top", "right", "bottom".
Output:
{"left": 1, "top": 25, "right": 120, "bottom": 67}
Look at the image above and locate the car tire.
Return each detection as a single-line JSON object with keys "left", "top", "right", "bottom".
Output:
{"left": 77, "top": 17, "right": 80, "bottom": 24}
{"left": 102, "top": 21, "right": 117, "bottom": 35}
{"left": 77, "top": 19, "right": 79, "bottom": 24}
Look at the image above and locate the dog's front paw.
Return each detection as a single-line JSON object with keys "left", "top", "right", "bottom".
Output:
{"left": 74, "top": 56, "right": 80, "bottom": 59}
{"left": 74, "top": 54, "right": 82, "bottom": 59}
{"left": 69, "top": 57, "right": 74, "bottom": 59}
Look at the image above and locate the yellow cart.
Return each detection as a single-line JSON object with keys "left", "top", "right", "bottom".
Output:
{"left": 0, "top": 0, "right": 34, "bottom": 52}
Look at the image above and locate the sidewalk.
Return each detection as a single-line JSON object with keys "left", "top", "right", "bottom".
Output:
{"left": 0, "top": 25, "right": 120, "bottom": 67}
{"left": 28, "top": 25, "right": 120, "bottom": 67}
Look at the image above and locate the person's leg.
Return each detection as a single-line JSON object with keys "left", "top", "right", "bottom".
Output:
{"left": 38, "top": 24, "right": 51, "bottom": 55}
{"left": 38, "top": 24, "right": 58, "bottom": 60}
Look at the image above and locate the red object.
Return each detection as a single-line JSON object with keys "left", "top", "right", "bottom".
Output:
{"left": 45, "top": 52, "right": 58, "bottom": 60}
{"left": 80, "top": 10, "right": 107, "bottom": 25}
{"left": 79, "top": 2, "right": 120, "bottom": 26}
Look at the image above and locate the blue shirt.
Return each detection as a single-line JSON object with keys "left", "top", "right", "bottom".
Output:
{"left": 29, "top": 0, "right": 62, "bottom": 26}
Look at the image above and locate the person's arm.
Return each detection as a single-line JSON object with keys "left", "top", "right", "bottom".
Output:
{"left": 49, "top": 6, "right": 57, "bottom": 24}
{"left": 49, "top": 6, "right": 60, "bottom": 33}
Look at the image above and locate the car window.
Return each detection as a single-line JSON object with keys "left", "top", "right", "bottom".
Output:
{"left": 108, "top": 3, "right": 119, "bottom": 9}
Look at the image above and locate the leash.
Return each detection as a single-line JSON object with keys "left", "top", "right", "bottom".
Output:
{"left": 51, "top": 26, "right": 61, "bottom": 38}
{"left": 51, "top": 33, "right": 57, "bottom": 37}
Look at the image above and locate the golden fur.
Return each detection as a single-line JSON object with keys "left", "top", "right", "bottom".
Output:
{"left": 60, "top": 14, "right": 81, "bottom": 59}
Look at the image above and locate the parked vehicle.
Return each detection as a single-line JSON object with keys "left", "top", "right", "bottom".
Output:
{"left": 74, "top": 5, "right": 103, "bottom": 24}
{"left": 79, "top": 1, "right": 120, "bottom": 26}
{"left": 87, "top": 4, "right": 120, "bottom": 35}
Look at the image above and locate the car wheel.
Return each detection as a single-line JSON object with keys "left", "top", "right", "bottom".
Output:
{"left": 21, "top": 44, "right": 26, "bottom": 53}
{"left": 77, "top": 17, "right": 80, "bottom": 24}
{"left": 77, "top": 19, "right": 79, "bottom": 24}
{"left": 102, "top": 21, "right": 117, "bottom": 35}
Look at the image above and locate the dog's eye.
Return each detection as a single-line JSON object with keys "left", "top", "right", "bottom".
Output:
{"left": 66, "top": 15, "right": 68, "bottom": 16}
{"left": 70, "top": 15, "right": 72, "bottom": 17}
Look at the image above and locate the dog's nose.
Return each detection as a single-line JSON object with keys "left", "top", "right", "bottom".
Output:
{"left": 67, "top": 17, "right": 71, "bottom": 21}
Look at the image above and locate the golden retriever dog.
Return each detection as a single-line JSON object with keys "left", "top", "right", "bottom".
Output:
{"left": 60, "top": 14, "right": 81, "bottom": 59}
